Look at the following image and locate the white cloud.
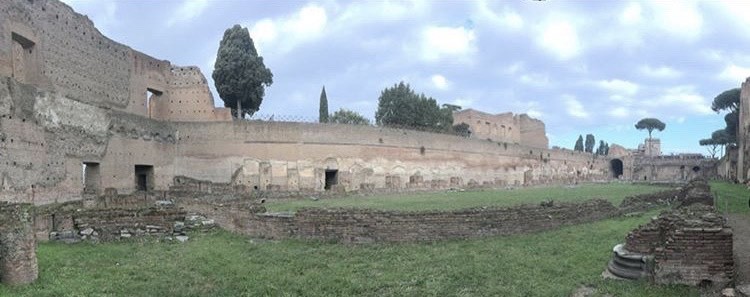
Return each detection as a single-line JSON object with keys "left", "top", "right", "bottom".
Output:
{"left": 719, "top": 64, "right": 750, "bottom": 83}
{"left": 563, "top": 95, "right": 589, "bottom": 118}
{"left": 651, "top": 85, "right": 712, "bottom": 115}
{"left": 639, "top": 65, "right": 682, "bottom": 79}
{"left": 249, "top": 4, "right": 328, "bottom": 54}
{"left": 502, "top": 61, "right": 524, "bottom": 75}
{"left": 420, "top": 25, "right": 476, "bottom": 62}
{"left": 431, "top": 74, "right": 449, "bottom": 90}
{"left": 536, "top": 20, "right": 581, "bottom": 60}
{"left": 597, "top": 79, "right": 639, "bottom": 96}
{"left": 519, "top": 73, "right": 550, "bottom": 88}
{"left": 647, "top": 0, "right": 704, "bottom": 40}
{"left": 609, "top": 107, "right": 629, "bottom": 118}
{"left": 475, "top": 1, "right": 523, "bottom": 30}
{"left": 620, "top": 2, "right": 642, "bottom": 25}
{"left": 167, "top": 0, "right": 209, "bottom": 27}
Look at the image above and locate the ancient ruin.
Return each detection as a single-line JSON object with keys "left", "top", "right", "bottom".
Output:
{"left": 607, "top": 180, "right": 734, "bottom": 287}
{"left": 0, "top": 0, "right": 738, "bottom": 291}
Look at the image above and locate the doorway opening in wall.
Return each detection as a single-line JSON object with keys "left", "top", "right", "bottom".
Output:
{"left": 134, "top": 165, "right": 154, "bottom": 191}
{"left": 324, "top": 169, "right": 338, "bottom": 190}
{"left": 82, "top": 162, "right": 101, "bottom": 193}
{"left": 610, "top": 159, "right": 623, "bottom": 178}
{"left": 145, "top": 88, "right": 163, "bottom": 118}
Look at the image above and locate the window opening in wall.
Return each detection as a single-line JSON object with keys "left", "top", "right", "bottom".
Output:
{"left": 134, "top": 165, "right": 154, "bottom": 191}
{"left": 324, "top": 169, "right": 338, "bottom": 190}
{"left": 11, "top": 32, "right": 36, "bottom": 83}
{"left": 145, "top": 88, "right": 163, "bottom": 118}
{"left": 82, "top": 162, "right": 101, "bottom": 193}
{"left": 692, "top": 166, "right": 701, "bottom": 172}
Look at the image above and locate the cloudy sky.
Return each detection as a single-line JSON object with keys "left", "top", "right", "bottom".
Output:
{"left": 61, "top": 0, "right": 750, "bottom": 154}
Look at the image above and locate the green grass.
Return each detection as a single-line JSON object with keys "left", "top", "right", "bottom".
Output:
{"left": 0, "top": 212, "right": 698, "bottom": 297}
{"left": 711, "top": 181, "right": 750, "bottom": 215}
{"left": 265, "top": 183, "right": 668, "bottom": 212}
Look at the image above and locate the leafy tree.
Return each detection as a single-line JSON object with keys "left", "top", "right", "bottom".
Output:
{"left": 319, "top": 86, "right": 329, "bottom": 123}
{"left": 375, "top": 82, "right": 453, "bottom": 131}
{"left": 711, "top": 88, "right": 740, "bottom": 145}
{"left": 584, "top": 134, "right": 595, "bottom": 153}
{"left": 634, "top": 118, "right": 666, "bottom": 139}
{"left": 574, "top": 135, "right": 584, "bottom": 152}
{"left": 711, "top": 88, "right": 740, "bottom": 112}
{"left": 453, "top": 122, "right": 471, "bottom": 137}
{"left": 212, "top": 24, "right": 273, "bottom": 118}
{"left": 603, "top": 143, "right": 609, "bottom": 155}
{"left": 699, "top": 138, "right": 721, "bottom": 159}
{"left": 329, "top": 108, "right": 370, "bottom": 125}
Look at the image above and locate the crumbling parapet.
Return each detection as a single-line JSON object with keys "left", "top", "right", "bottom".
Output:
{"left": 0, "top": 202, "right": 38, "bottom": 285}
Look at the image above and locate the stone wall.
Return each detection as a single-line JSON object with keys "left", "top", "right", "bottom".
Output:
{"left": 226, "top": 199, "right": 619, "bottom": 243}
{"left": 0, "top": 202, "right": 37, "bottom": 285}
{"left": 624, "top": 205, "right": 733, "bottom": 286}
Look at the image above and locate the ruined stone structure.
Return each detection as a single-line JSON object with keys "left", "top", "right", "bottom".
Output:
{"left": 607, "top": 180, "right": 733, "bottom": 287}
{"left": 637, "top": 138, "right": 661, "bottom": 157}
{"left": 191, "top": 198, "right": 619, "bottom": 243}
{"left": 452, "top": 109, "right": 549, "bottom": 148}
{"left": 608, "top": 145, "right": 716, "bottom": 182}
{"left": 0, "top": 0, "right": 618, "bottom": 207}
{"left": 0, "top": 202, "right": 37, "bottom": 285}
{"left": 737, "top": 77, "right": 750, "bottom": 181}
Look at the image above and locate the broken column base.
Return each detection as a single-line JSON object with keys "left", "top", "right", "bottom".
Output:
{"left": 0, "top": 202, "right": 38, "bottom": 286}
{"left": 606, "top": 243, "right": 652, "bottom": 280}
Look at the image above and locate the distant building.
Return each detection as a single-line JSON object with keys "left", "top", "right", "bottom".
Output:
{"left": 452, "top": 109, "right": 549, "bottom": 149}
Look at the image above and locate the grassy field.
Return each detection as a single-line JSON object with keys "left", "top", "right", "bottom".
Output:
{"left": 0, "top": 212, "right": 698, "bottom": 297}
{"left": 265, "top": 183, "right": 668, "bottom": 212}
{"left": 3, "top": 182, "right": 743, "bottom": 296}
{"left": 711, "top": 181, "right": 750, "bottom": 215}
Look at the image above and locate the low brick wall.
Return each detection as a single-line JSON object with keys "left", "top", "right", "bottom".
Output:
{"left": 0, "top": 202, "right": 37, "bottom": 285}
{"left": 619, "top": 189, "right": 680, "bottom": 213}
{"left": 624, "top": 205, "right": 733, "bottom": 286}
{"left": 237, "top": 199, "right": 619, "bottom": 243}
{"left": 73, "top": 207, "right": 186, "bottom": 240}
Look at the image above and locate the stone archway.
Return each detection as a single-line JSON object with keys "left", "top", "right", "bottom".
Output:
{"left": 610, "top": 159, "right": 624, "bottom": 179}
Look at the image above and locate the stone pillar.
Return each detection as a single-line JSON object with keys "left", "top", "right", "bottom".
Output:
{"left": 0, "top": 202, "right": 38, "bottom": 285}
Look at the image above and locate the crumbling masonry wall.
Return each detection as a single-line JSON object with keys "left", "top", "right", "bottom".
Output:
{"left": 0, "top": 202, "right": 37, "bottom": 285}
{"left": 625, "top": 205, "right": 733, "bottom": 286}
{"left": 223, "top": 199, "right": 620, "bottom": 243}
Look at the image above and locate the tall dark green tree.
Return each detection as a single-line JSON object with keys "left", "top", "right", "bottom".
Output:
{"left": 375, "top": 82, "right": 453, "bottom": 131}
{"left": 212, "top": 24, "right": 273, "bottom": 118}
{"left": 634, "top": 118, "right": 666, "bottom": 139}
{"left": 329, "top": 108, "right": 369, "bottom": 125}
{"left": 319, "top": 86, "right": 329, "bottom": 123}
{"left": 584, "top": 134, "right": 595, "bottom": 153}
{"left": 596, "top": 140, "right": 607, "bottom": 155}
{"left": 574, "top": 135, "right": 584, "bottom": 152}
{"left": 711, "top": 88, "right": 740, "bottom": 144}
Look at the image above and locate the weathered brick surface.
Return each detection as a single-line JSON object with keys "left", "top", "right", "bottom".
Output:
{"left": 619, "top": 189, "right": 680, "bottom": 213}
{"left": 625, "top": 205, "right": 733, "bottom": 286}
{"left": 0, "top": 202, "right": 37, "bottom": 285}
{"left": 73, "top": 207, "right": 186, "bottom": 240}
{"left": 237, "top": 199, "right": 619, "bottom": 243}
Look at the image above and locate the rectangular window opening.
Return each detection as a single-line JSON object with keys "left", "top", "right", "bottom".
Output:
{"left": 82, "top": 162, "right": 101, "bottom": 193}
{"left": 134, "top": 165, "right": 154, "bottom": 191}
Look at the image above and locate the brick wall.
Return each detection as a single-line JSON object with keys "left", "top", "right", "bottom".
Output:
{"left": 235, "top": 199, "right": 619, "bottom": 243}
{"left": 625, "top": 205, "right": 733, "bottom": 286}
